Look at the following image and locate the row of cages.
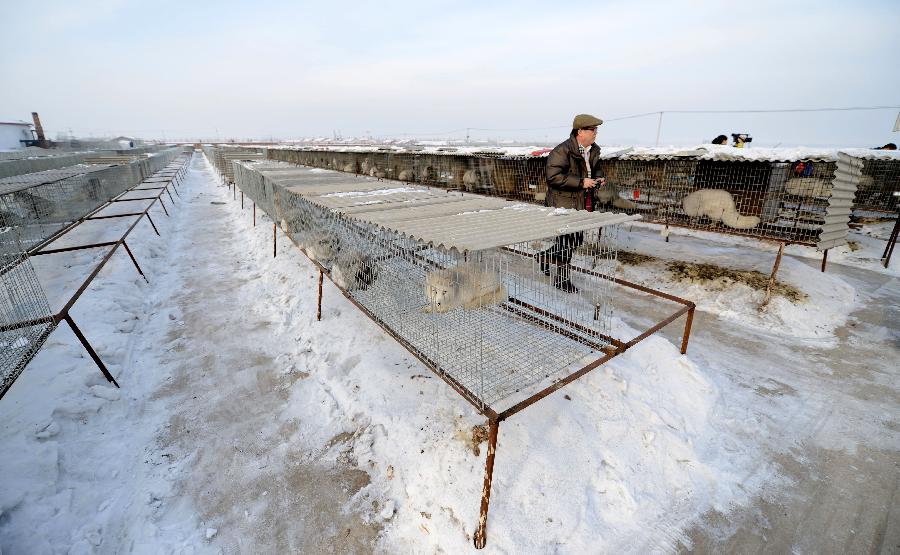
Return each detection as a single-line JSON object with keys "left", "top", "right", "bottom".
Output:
{"left": 0, "top": 147, "right": 184, "bottom": 256}
{"left": 261, "top": 147, "right": 898, "bottom": 248}
{"left": 231, "top": 160, "right": 623, "bottom": 411}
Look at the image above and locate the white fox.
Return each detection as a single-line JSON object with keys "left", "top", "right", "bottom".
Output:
{"left": 423, "top": 264, "right": 507, "bottom": 313}
{"left": 332, "top": 250, "right": 378, "bottom": 291}
{"left": 682, "top": 189, "right": 760, "bottom": 230}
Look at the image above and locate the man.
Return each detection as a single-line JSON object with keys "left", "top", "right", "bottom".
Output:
{"left": 541, "top": 113, "right": 606, "bottom": 293}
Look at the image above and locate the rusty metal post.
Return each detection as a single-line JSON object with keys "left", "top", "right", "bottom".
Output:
{"left": 317, "top": 269, "right": 324, "bottom": 321}
{"left": 61, "top": 314, "right": 119, "bottom": 387}
{"left": 159, "top": 198, "right": 169, "bottom": 217}
{"left": 881, "top": 215, "right": 899, "bottom": 268}
{"left": 145, "top": 214, "right": 160, "bottom": 236}
{"left": 820, "top": 249, "right": 828, "bottom": 272}
{"left": 122, "top": 242, "right": 148, "bottom": 283}
{"left": 273, "top": 223, "right": 277, "bottom": 258}
{"left": 166, "top": 187, "right": 175, "bottom": 204}
{"left": 253, "top": 202, "right": 256, "bottom": 226}
{"left": 762, "top": 242, "right": 785, "bottom": 307}
{"left": 241, "top": 191, "right": 244, "bottom": 209}
{"left": 680, "top": 304, "right": 695, "bottom": 354}
{"left": 474, "top": 419, "right": 499, "bottom": 549}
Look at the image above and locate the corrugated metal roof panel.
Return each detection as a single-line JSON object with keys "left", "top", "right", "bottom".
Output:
{"left": 245, "top": 163, "right": 640, "bottom": 252}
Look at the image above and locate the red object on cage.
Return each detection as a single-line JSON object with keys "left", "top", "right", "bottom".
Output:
{"left": 633, "top": 189, "right": 640, "bottom": 199}
{"left": 530, "top": 148, "right": 552, "bottom": 156}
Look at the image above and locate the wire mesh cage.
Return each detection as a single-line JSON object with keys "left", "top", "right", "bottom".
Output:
{"left": 853, "top": 157, "right": 900, "bottom": 215}
{"left": 0, "top": 226, "right": 56, "bottom": 398}
{"left": 269, "top": 146, "right": 862, "bottom": 248}
{"left": 0, "top": 148, "right": 182, "bottom": 253}
{"left": 233, "top": 160, "right": 636, "bottom": 411}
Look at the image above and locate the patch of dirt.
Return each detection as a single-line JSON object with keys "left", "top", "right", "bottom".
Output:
{"left": 470, "top": 424, "right": 490, "bottom": 456}
{"left": 850, "top": 215, "right": 895, "bottom": 225}
{"left": 665, "top": 260, "right": 807, "bottom": 303}
{"left": 846, "top": 241, "right": 861, "bottom": 252}
{"left": 617, "top": 250, "right": 657, "bottom": 266}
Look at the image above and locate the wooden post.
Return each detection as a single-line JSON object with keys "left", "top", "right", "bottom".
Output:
{"left": 762, "top": 242, "right": 785, "bottom": 307}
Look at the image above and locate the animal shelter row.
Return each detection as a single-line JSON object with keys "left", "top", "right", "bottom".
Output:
{"left": 0, "top": 147, "right": 185, "bottom": 254}
{"left": 250, "top": 145, "right": 899, "bottom": 250}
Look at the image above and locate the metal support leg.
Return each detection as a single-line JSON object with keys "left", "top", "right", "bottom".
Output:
{"left": 882, "top": 215, "right": 900, "bottom": 268}
{"left": 62, "top": 314, "right": 119, "bottom": 388}
{"left": 159, "top": 198, "right": 169, "bottom": 217}
{"left": 317, "top": 269, "right": 324, "bottom": 321}
{"left": 166, "top": 187, "right": 175, "bottom": 204}
{"left": 474, "top": 420, "right": 499, "bottom": 549}
{"left": 680, "top": 304, "right": 695, "bottom": 354}
{"left": 241, "top": 191, "right": 244, "bottom": 209}
{"left": 253, "top": 203, "right": 256, "bottom": 226}
{"left": 273, "top": 223, "right": 277, "bottom": 258}
{"left": 145, "top": 214, "right": 160, "bottom": 236}
{"left": 762, "top": 242, "right": 785, "bottom": 307}
{"left": 821, "top": 249, "right": 828, "bottom": 272}
{"left": 122, "top": 242, "right": 149, "bottom": 283}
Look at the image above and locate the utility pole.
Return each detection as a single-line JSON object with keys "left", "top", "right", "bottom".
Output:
{"left": 655, "top": 111, "right": 664, "bottom": 147}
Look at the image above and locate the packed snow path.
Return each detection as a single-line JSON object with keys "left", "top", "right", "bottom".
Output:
{"left": 0, "top": 155, "right": 897, "bottom": 553}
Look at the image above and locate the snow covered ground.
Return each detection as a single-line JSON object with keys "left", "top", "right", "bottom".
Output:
{"left": 1, "top": 154, "right": 897, "bottom": 553}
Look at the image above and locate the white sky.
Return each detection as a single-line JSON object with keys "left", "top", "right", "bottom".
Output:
{"left": 1, "top": 0, "right": 898, "bottom": 146}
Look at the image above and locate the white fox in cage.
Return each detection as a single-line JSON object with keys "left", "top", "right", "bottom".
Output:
{"left": 682, "top": 189, "right": 760, "bottom": 230}
{"left": 332, "top": 250, "right": 378, "bottom": 291}
{"left": 423, "top": 263, "right": 508, "bottom": 313}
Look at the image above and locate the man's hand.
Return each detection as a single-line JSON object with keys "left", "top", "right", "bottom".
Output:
{"left": 582, "top": 178, "right": 597, "bottom": 189}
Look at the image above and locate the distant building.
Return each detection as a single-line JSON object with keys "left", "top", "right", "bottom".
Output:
{"left": 0, "top": 120, "right": 35, "bottom": 150}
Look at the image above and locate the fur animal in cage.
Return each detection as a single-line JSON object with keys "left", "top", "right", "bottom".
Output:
{"left": 423, "top": 264, "right": 508, "bottom": 313}
{"left": 682, "top": 189, "right": 761, "bottom": 230}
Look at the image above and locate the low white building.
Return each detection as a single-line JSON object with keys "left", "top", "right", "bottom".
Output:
{"left": 0, "top": 121, "right": 34, "bottom": 151}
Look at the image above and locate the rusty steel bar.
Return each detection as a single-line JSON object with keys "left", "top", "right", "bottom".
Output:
{"left": 497, "top": 350, "right": 620, "bottom": 421}
{"left": 680, "top": 305, "right": 695, "bottom": 355}
{"left": 33, "top": 242, "right": 118, "bottom": 256}
{"left": 112, "top": 197, "right": 159, "bottom": 202}
{"left": 60, "top": 314, "right": 119, "bottom": 388}
{"left": 253, "top": 202, "right": 256, "bottom": 226}
{"left": 884, "top": 216, "right": 900, "bottom": 268}
{"left": 622, "top": 304, "right": 692, "bottom": 350}
{"left": 86, "top": 213, "right": 145, "bottom": 220}
{"left": 273, "top": 223, "right": 277, "bottom": 258}
{"left": 473, "top": 419, "right": 499, "bottom": 550}
{"left": 0, "top": 316, "right": 53, "bottom": 333}
{"left": 122, "top": 242, "right": 148, "bottom": 283}
{"left": 145, "top": 214, "right": 160, "bottom": 236}
{"left": 158, "top": 198, "right": 169, "bottom": 217}
{"left": 763, "top": 242, "right": 785, "bottom": 307}
{"left": 317, "top": 269, "right": 323, "bottom": 321}
{"left": 821, "top": 249, "right": 829, "bottom": 273}
{"left": 241, "top": 191, "right": 244, "bottom": 209}
{"left": 505, "top": 296, "right": 624, "bottom": 348}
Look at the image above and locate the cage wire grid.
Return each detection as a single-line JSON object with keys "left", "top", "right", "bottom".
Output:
{"left": 0, "top": 150, "right": 188, "bottom": 398}
{"left": 262, "top": 146, "right": 893, "bottom": 249}
{"left": 232, "top": 160, "right": 623, "bottom": 410}
{"left": 0, "top": 235, "right": 56, "bottom": 396}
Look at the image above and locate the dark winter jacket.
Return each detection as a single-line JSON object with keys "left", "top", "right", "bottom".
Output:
{"left": 545, "top": 132, "right": 604, "bottom": 210}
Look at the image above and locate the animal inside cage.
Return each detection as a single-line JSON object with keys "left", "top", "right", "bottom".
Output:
{"left": 234, "top": 160, "right": 638, "bottom": 410}
{"left": 268, "top": 146, "right": 864, "bottom": 249}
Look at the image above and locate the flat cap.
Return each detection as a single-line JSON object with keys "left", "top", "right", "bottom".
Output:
{"left": 572, "top": 113, "right": 604, "bottom": 129}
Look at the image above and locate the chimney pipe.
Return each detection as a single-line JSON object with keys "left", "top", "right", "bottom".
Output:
{"left": 31, "top": 112, "right": 49, "bottom": 148}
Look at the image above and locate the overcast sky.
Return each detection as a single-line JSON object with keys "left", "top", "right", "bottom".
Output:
{"left": 1, "top": 0, "right": 898, "bottom": 146}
